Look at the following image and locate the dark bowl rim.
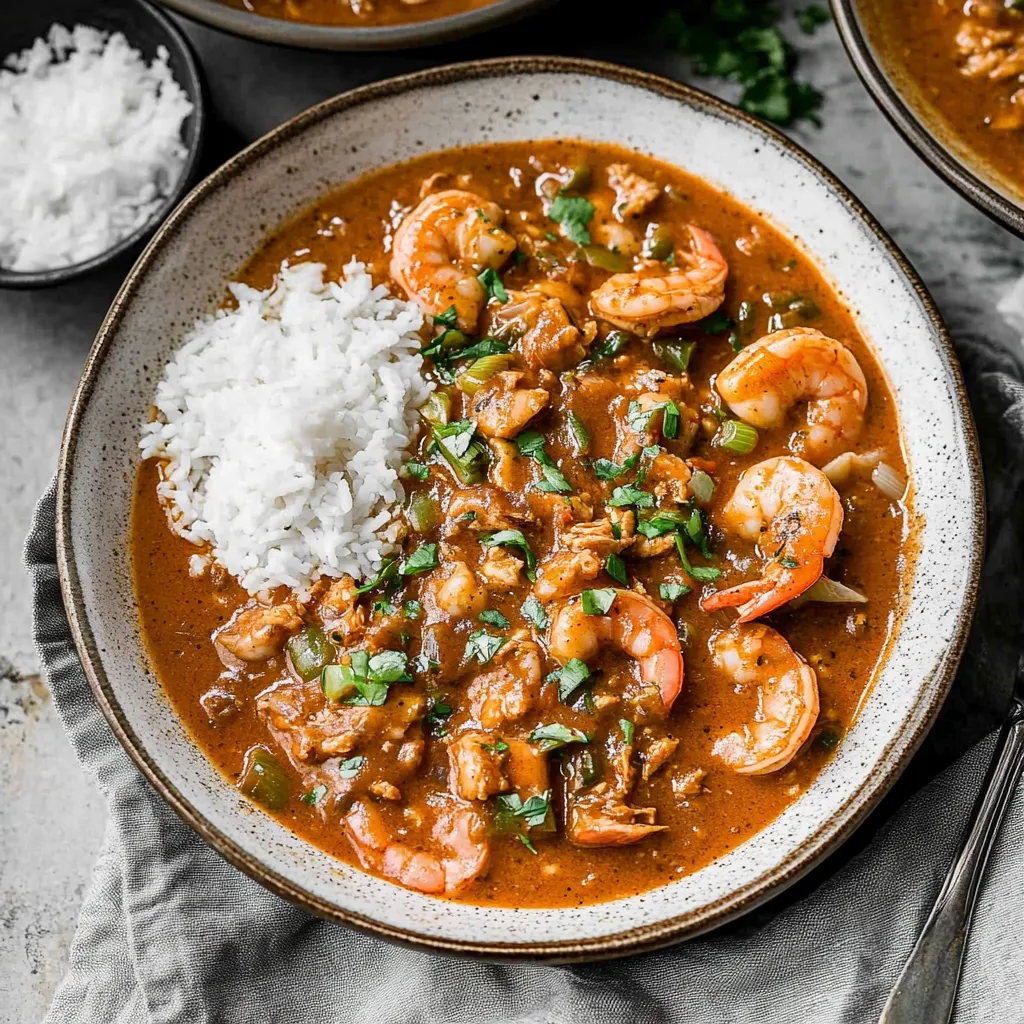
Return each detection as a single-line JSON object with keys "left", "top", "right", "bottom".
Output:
{"left": 56, "top": 54, "right": 985, "bottom": 961}
{"left": 829, "top": 0, "right": 1024, "bottom": 239}
{"left": 154, "top": 0, "right": 551, "bottom": 51}
{"left": 0, "top": 0, "right": 207, "bottom": 290}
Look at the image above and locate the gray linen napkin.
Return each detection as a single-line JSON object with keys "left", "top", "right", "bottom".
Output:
{"left": 28, "top": 336, "right": 1024, "bottom": 1024}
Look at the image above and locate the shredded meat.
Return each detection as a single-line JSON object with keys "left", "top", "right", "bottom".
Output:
{"left": 471, "top": 370, "right": 550, "bottom": 438}
{"left": 641, "top": 736, "right": 679, "bottom": 781}
{"left": 561, "top": 517, "right": 634, "bottom": 557}
{"left": 446, "top": 486, "right": 531, "bottom": 534}
{"left": 608, "top": 163, "right": 660, "bottom": 219}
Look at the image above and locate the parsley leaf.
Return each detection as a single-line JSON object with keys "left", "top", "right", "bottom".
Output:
{"left": 529, "top": 724, "right": 591, "bottom": 752}
{"left": 425, "top": 692, "right": 454, "bottom": 736}
{"left": 465, "top": 629, "right": 506, "bottom": 664}
{"left": 478, "top": 267, "right": 508, "bottom": 304}
{"left": 481, "top": 738, "right": 510, "bottom": 754}
{"left": 586, "top": 329, "right": 631, "bottom": 363}
{"left": 401, "top": 543, "right": 439, "bottom": 576}
{"left": 433, "top": 305, "right": 458, "bottom": 327}
{"left": 608, "top": 484, "right": 654, "bottom": 508}
{"left": 521, "top": 594, "right": 549, "bottom": 630}
{"left": 548, "top": 658, "right": 592, "bottom": 702}
{"left": 657, "top": 4, "right": 825, "bottom": 128}
{"left": 605, "top": 553, "right": 629, "bottom": 586}
{"left": 582, "top": 588, "right": 617, "bottom": 615}
{"left": 660, "top": 581, "right": 692, "bottom": 601}
{"left": 478, "top": 609, "right": 511, "bottom": 630}
{"left": 403, "top": 599, "right": 423, "bottom": 620}
{"left": 402, "top": 460, "right": 429, "bottom": 482}
{"left": 675, "top": 533, "right": 721, "bottom": 582}
{"left": 620, "top": 718, "right": 635, "bottom": 745}
{"left": 354, "top": 558, "right": 399, "bottom": 595}
{"left": 301, "top": 784, "right": 328, "bottom": 806}
{"left": 516, "top": 429, "right": 572, "bottom": 494}
{"left": 548, "top": 193, "right": 595, "bottom": 246}
{"left": 339, "top": 755, "right": 366, "bottom": 779}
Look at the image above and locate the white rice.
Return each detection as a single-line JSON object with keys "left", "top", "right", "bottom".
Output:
{"left": 0, "top": 23, "right": 193, "bottom": 272}
{"left": 140, "top": 260, "right": 431, "bottom": 596}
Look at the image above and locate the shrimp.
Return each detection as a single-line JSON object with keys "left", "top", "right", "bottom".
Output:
{"left": 548, "top": 589, "right": 683, "bottom": 711}
{"left": 590, "top": 225, "right": 728, "bottom": 338}
{"left": 701, "top": 457, "right": 843, "bottom": 622}
{"left": 344, "top": 799, "right": 489, "bottom": 895}
{"left": 421, "top": 560, "right": 488, "bottom": 619}
{"left": 390, "top": 189, "right": 516, "bottom": 332}
{"left": 711, "top": 624, "right": 819, "bottom": 774}
{"left": 715, "top": 328, "right": 868, "bottom": 465}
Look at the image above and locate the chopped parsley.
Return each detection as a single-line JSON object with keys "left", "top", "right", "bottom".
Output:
{"left": 433, "top": 305, "right": 458, "bottom": 327}
{"left": 568, "top": 410, "right": 590, "bottom": 452}
{"left": 301, "top": 784, "right": 328, "bottom": 806}
{"left": 521, "top": 594, "right": 550, "bottom": 631}
{"left": 516, "top": 429, "right": 572, "bottom": 494}
{"left": 548, "top": 193, "right": 595, "bottom": 246}
{"left": 424, "top": 693, "right": 454, "bottom": 736}
{"left": 338, "top": 756, "right": 366, "bottom": 779}
{"left": 403, "top": 599, "right": 423, "bottom": 620}
{"left": 778, "top": 555, "right": 800, "bottom": 569}
{"left": 605, "top": 553, "right": 629, "bottom": 587}
{"left": 372, "top": 599, "right": 398, "bottom": 616}
{"left": 464, "top": 629, "right": 506, "bottom": 665}
{"left": 528, "top": 723, "right": 591, "bottom": 752}
{"left": 656, "top": 2, "right": 826, "bottom": 128}
{"left": 322, "top": 649, "right": 411, "bottom": 707}
{"left": 477, "top": 267, "right": 508, "bottom": 304}
{"left": 495, "top": 790, "right": 552, "bottom": 829}
{"left": 354, "top": 557, "right": 399, "bottom": 595}
{"left": 411, "top": 652, "right": 439, "bottom": 674}
{"left": 586, "top": 329, "right": 630, "bottom": 363}
{"left": 627, "top": 398, "right": 680, "bottom": 440}
{"left": 582, "top": 588, "right": 617, "bottom": 615}
{"left": 481, "top": 738, "right": 510, "bottom": 754}
{"left": 548, "top": 658, "right": 592, "bottom": 702}
{"left": 402, "top": 460, "right": 429, "bottom": 482}
{"left": 660, "top": 581, "right": 692, "bottom": 602}
{"left": 675, "top": 533, "right": 721, "bottom": 582}
{"left": 400, "top": 542, "right": 439, "bottom": 576}
{"left": 608, "top": 484, "right": 654, "bottom": 508}
{"left": 700, "top": 310, "right": 734, "bottom": 335}
{"left": 478, "top": 608, "right": 511, "bottom": 630}
{"left": 620, "top": 719, "right": 635, "bottom": 745}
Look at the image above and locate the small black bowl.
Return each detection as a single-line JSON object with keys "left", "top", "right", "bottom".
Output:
{"left": 0, "top": 0, "right": 205, "bottom": 288}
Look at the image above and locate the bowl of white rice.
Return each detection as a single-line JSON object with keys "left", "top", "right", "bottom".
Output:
{"left": 0, "top": 0, "right": 204, "bottom": 288}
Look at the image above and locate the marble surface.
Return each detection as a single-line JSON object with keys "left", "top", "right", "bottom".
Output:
{"left": 1, "top": 1, "right": 1021, "bottom": 1018}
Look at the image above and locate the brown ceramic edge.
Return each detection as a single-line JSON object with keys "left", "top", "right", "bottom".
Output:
{"left": 829, "top": 0, "right": 1024, "bottom": 240}
{"left": 0, "top": 0, "right": 208, "bottom": 289}
{"left": 56, "top": 55, "right": 986, "bottom": 961}
{"left": 155, "top": 0, "right": 552, "bottom": 51}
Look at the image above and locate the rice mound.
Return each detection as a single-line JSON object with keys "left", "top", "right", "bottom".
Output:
{"left": 140, "top": 260, "right": 431, "bottom": 596}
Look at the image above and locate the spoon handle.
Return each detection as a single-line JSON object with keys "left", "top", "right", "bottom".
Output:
{"left": 879, "top": 690, "right": 1024, "bottom": 1024}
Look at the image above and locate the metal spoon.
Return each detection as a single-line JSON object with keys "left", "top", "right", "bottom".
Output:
{"left": 879, "top": 658, "right": 1024, "bottom": 1023}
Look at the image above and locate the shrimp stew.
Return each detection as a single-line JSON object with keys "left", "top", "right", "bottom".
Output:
{"left": 217, "top": 0, "right": 498, "bottom": 27}
{"left": 132, "top": 140, "right": 912, "bottom": 907}
{"left": 863, "top": 0, "right": 1024, "bottom": 191}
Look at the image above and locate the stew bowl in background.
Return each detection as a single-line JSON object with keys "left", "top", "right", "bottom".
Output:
{"left": 831, "top": 0, "right": 1024, "bottom": 239}
{"left": 57, "top": 57, "right": 983, "bottom": 959}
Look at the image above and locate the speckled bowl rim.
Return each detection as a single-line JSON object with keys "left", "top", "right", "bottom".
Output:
{"left": 154, "top": 0, "right": 551, "bottom": 51}
{"left": 0, "top": 0, "right": 207, "bottom": 290}
{"left": 56, "top": 56, "right": 985, "bottom": 961}
{"left": 830, "top": 0, "right": 1024, "bottom": 240}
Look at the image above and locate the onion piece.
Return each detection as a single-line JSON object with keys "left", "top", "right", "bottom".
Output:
{"left": 820, "top": 449, "right": 884, "bottom": 488}
{"left": 800, "top": 577, "right": 868, "bottom": 605}
{"left": 872, "top": 461, "right": 908, "bottom": 501}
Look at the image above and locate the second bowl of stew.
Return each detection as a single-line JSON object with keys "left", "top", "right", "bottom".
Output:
{"left": 58, "top": 57, "right": 983, "bottom": 958}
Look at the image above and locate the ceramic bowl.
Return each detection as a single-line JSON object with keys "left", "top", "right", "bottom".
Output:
{"left": 0, "top": 0, "right": 205, "bottom": 289}
{"left": 155, "top": 0, "right": 550, "bottom": 50}
{"left": 831, "top": 0, "right": 1024, "bottom": 238}
{"left": 57, "top": 57, "right": 984, "bottom": 959}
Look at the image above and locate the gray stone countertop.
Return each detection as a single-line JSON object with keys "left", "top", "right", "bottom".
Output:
{"left": 1, "top": 2, "right": 1021, "bottom": 1018}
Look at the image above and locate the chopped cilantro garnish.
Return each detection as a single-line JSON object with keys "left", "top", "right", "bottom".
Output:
{"left": 660, "top": 581, "right": 692, "bottom": 601}
{"left": 548, "top": 658, "right": 592, "bottom": 702}
{"left": 581, "top": 588, "right": 617, "bottom": 615}
{"left": 620, "top": 718, "right": 635, "bottom": 745}
{"left": 516, "top": 429, "right": 572, "bottom": 494}
{"left": 548, "top": 193, "right": 595, "bottom": 246}
{"left": 402, "top": 460, "right": 429, "bottom": 482}
{"left": 301, "top": 784, "right": 328, "bottom": 806}
{"left": 464, "top": 629, "right": 506, "bottom": 664}
{"left": 521, "top": 594, "right": 549, "bottom": 630}
{"left": 433, "top": 305, "right": 458, "bottom": 327}
{"left": 478, "top": 608, "right": 511, "bottom": 630}
{"left": 478, "top": 267, "right": 508, "bottom": 304}
{"left": 338, "top": 756, "right": 366, "bottom": 779}
{"left": 403, "top": 599, "right": 423, "bottom": 620}
{"left": 424, "top": 692, "right": 454, "bottom": 736}
{"left": 401, "top": 542, "right": 439, "bottom": 576}
{"left": 529, "top": 723, "right": 591, "bottom": 752}
{"left": 605, "top": 553, "right": 629, "bottom": 587}
{"left": 608, "top": 484, "right": 654, "bottom": 508}
{"left": 354, "top": 557, "right": 399, "bottom": 595}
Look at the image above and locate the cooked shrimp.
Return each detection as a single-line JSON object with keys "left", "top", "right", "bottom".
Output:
{"left": 390, "top": 189, "right": 516, "bottom": 332}
{"left": 590, "top": 225, "right": 728, "bottom": 338}
{"left": 344, "top": 800, "right": 489, "bottom": 895}
{"left": 422, "top": 560, "right": 488, "bottom": 619}
{"left": 701, "top": 457, "right": 843, "bottom": 622}
{"left": 548, "top": 589, "right": 684, "bottom": 710}
{"left": 215, "top": 602, "right": 302, "bottom": 662}
{"left": 711, "top": 624, "right": 819, "bottom": 774}
{"left": 471, "top": 370, "right": 550, "bottom": 439}
{"left": 716, "top": 328, "right": 868, "bottom": 465}
{"left": 466, "top": 635, "right": 543, "bottom": 729}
